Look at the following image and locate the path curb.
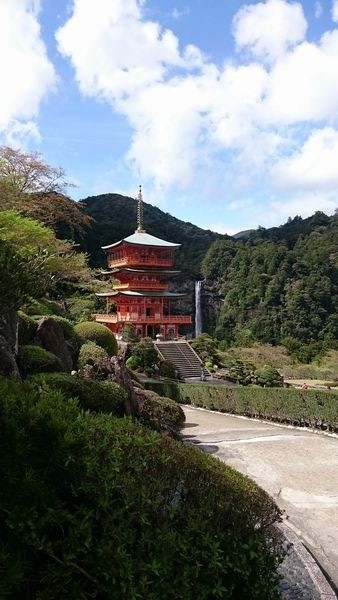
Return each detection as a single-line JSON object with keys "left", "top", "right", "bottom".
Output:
{"left": 278, "top": 521, "right": 337, "bottom": 599}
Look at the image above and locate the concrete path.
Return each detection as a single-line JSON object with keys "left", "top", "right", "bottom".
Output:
{"left": 183, "top": 406, "right": 338, "bottom": 589}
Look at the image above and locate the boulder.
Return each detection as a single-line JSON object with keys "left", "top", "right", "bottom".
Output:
{"left": 0, "top": 334, "right": 20, "bottom": 378}
{"left": 35, "top": 317, "right": 73, "bottom": 372}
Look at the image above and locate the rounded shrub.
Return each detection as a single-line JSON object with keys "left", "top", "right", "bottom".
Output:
{"left": 32, "top": 372, "right": 126, "bottom": 416}
{"left": 77, "top": 341, "right": 109, "bottom": 370}
{"left": 17, "top": 311, "right": 37, "bottom": 345}
{"left": 159, "top": 359, "right": 177, "bottom": 379}
{"left": 0, "top": 377, "right": 283, "bottom": 599}
{"left": 254, "top": 365, "right": 284, "bottom": 387}
{"left": 17, "top": 345, "right": 63, "bottom": 376}
{"left": 137, "top": 390, "right": 185, "bottom": 435}
{"left": 74, "top": 321, "right": 117, "bottom": 356}
{"left": 126, "top": 355, "right": 141, "bottom": 371}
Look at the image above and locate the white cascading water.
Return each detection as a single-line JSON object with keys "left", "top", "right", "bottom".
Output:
{"left": 195, "top": 280, "right": 203, "bottom": 337}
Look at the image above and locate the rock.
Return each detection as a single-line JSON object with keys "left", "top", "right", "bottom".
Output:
{"left": 0, "top": 334, "right": 20, "bottom": 378}
{"left": 35, "top": 317, "right": 73, "bottom": 372}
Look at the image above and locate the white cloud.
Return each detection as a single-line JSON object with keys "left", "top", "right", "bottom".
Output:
{"left": 272, "top": 127, "right": 338, "bottom": 190}
{"left": 171, "top": 7, "right": 190, "bottom": 20}
{"left": 0, "top": 0, "right": 56, "bottom": 143}
{"left": 263, "top": 193, "right": 337, "bottom": 225}
{"left": 262, "top": 30, "right": 338, "bottom": 124}
{"left": 332, "top": 0, "right": 338, "bottom": 21}
{"left": 56, "top": 0, "right": 202, "bottom": 102}
{"left": 56, "top": 0, "right": 338, "bottom": 219}
{"left": 232, "top": 0, "right": 307, "bottom": 63}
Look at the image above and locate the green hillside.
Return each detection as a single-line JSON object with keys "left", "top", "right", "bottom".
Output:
{"left": 202, "top": 211, "right": 338, "bottom": 349}
{"left": 79, "top": 193, "right": 227, "bottom": 276}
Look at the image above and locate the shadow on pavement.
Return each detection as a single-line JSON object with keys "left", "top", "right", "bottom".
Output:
{"left": 183, "top": 435, "right": 219, "bottom": 454}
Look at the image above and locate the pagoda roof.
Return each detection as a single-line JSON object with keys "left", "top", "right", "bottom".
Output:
{"left": 96, "top": 290, "right": 185, "bottom": 298}
{"left": 102, "top": 231, "right": 180, "bottom": 250}
{"left": 101, "top": 267, "right": 180, "bottom": 275}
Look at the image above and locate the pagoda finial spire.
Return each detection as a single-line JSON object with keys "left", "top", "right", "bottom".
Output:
{"left": 136, "top": 184, "right": 146, "bottom": 233}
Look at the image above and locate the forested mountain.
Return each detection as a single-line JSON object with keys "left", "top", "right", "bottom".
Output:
{"left": 79, "top": 193, "right": 227, "bottom": 276}
{"left": 202, "top": 211, "right": 338, "bottom": 350}
{"left": 79, "top": 195, "right": 338, "bottom": 350}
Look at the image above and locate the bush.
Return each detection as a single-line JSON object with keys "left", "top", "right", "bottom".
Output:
{"left": 130, "top": 337, "right": 159, "bottom": 372}
{"left": 137, "top": 390, "right": 185, "bottom": 435}
{"left": 254, "top": 366, "right": 284, "bottom": 387}
{"left": 17, "top": 311, "right": 37, "bottom": 345}
{"left": 17, "top": 344, "right": 64, "bottom": 376}
{"left": 121, "top": 323, "right": 139, "bottom": 343}
{"left": 32, "top": 372, "right": 126, "bottom": 416}
{"left": 159, "top": 359, "right": 177, "bottom": 379}
{"left": 125, "top": 355, "right": 141, "bottom": 371}
{"left": 22, "top": 297, "right": 64, "bottom": 316}
{"left": 144, "top": 381, "right": 338, "bottom": 432}
{"left": 74, "top": 321, "right": 117, "bottom": 356}
{"left": 0, "top": 377, "right": 282, "bottom": 599}
{"left": 77, "top": 341, "right": 109, "bottom": 370}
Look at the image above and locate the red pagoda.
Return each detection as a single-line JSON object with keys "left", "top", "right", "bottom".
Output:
{"left": 94, "top": 187, "right": 192, "bottom": 339}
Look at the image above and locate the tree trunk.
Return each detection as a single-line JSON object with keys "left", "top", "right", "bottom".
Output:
{"left": 0, "top": 309, "right": 18, "bottom": 353}
{"left": 110, "top": 356, "right": 139, "bottom": 417}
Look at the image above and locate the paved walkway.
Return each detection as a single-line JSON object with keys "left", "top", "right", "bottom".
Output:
{"left": 183, "top": 406, "right": 338, "bottom": 590}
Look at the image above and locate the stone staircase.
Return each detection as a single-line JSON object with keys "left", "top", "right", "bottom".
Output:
{"left": 155, "top": 341, "right": 210, "bottom": 380}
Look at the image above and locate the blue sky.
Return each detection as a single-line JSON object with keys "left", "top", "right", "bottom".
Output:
{"left": 1, "top": 0, "right": 338, "bottom": 234}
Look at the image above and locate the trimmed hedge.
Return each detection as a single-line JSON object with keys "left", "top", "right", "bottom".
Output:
{"left": 0, "top": 377, "right": 283, "bottom": 599}
{"left": 17, "top": 344, "right": 64, "bottom": 376}
{"left": 144, "top": 381, "right": 338, "bottom": 432}
{"left": 74, "top": 321, "right": 117, "bottom": 356}
{"left": 31, "top": 372, "right": 126, "bottom": 416}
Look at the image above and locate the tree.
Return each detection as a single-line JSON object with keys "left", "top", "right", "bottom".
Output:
{"left": 0, "top": 211, "right": 93, "bottom": 349}
{"left": 0, "top": 146, "right": 68, "bottom": 194}
{"left": 0, "top": 239, "right": 48, "bottom": 349}
{"left": 0, "top": 146, "right": 91, "bottom": 238}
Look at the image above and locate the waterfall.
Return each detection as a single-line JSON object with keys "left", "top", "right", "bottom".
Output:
{"left": 195, "top": 280, "right": 203, "bottom": 337}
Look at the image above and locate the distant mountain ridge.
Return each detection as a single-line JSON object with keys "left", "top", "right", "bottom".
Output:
{"left": 79, "top": 193, "right": 228, "bottom": 276}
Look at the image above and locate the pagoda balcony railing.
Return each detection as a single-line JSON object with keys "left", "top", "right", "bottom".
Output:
{"left": 111, "top": 282, "right": 168, "bottom": 291}
{"left": 93, "top": 313, "right": 192, "bottom": 324}
{"left": 107, "top": 256, "right": 174, "bottom": 268}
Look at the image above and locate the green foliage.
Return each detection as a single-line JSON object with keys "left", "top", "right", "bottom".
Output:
{"left": 227, "top": 359, "right": 254, "bottom": 385}
{"left": 0, "top": 239, "right": 47, "bottom": 313}
{"left": 121, "top": 323, "right": 139, "bottom": 343}
{"left": 32, "top": 372, "right": 126, "bottom": 416}
{"left": 0, "top": 377, "right": 282, "bottom": 599}
{"left": 125, "top": 355, "right": 141, "bottom": 371}
{"left": 74, "top": 321, "right": 117, "bottom": 356}
{"left": 254, "top": 366, "right": 284, "bottom": 387}
{"left": 202, "top": 213, "right": 338, "bottom": 348}
{"left": 145, "top": 381, "right": 338, "bottom": 432}
{"left": 17, "top": 344, "right": 64, "bottom": 376}
{"left": 159, "top": 359, "right": 177, "bottom": 378}
{"left": 65, "top": 293, "right": 99, "bottom": 322}
{"left": 130, "top": 337, "right": 159, "bottom": 372}
{"left": 190, "top": 333, "right": 218, "bottom": 363}
{"left": 138, "top": 390, "right": 185, "bottom": 434}
{"left": 17, "top": 311, "right": 37, "bottom": 345}
{"left": 22, "top": 297, "right": 65, "bottom": 316}
{"left": 77, "top": 341, "right": 109, "bottom": 370}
